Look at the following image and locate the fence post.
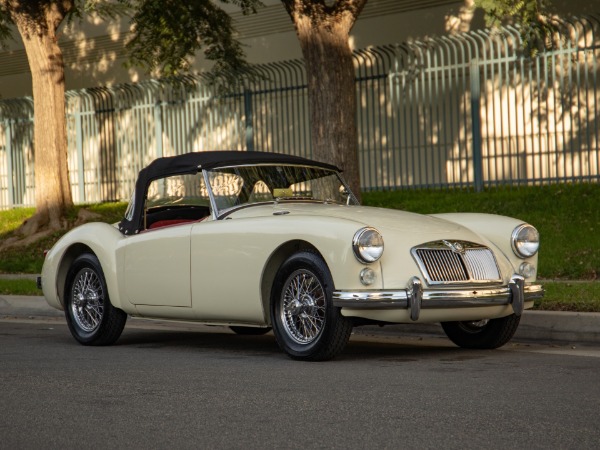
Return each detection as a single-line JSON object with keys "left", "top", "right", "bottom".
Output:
{"left": 75, "top": 113, "right": 85, "bottom": 203}
{"left": 4, "top": 119, "right": 14, "bottom": 207}
{"left": 154, "top": 102, "right": 163, "bottom": 159}
{"left": 470, "top": 59, "right": 483, "bottom": 192}
{"left": 244, "top": 89, "right": 254, "bottom": 152}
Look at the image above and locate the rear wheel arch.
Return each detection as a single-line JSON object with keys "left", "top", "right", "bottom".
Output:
{"left": 260, "top": 240, "right": 326, "bottom": 325}
{"left": 56, "top": 243, "right": 123, "bottom": 311}
{"left": 57, "top": 243, "right": 95, "bottom": 308}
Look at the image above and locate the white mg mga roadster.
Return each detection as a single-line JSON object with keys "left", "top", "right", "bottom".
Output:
{"left": 40, "top": 151, "right": 543, "bottom": 360}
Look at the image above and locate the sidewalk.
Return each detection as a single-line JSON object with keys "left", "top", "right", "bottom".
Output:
{"left": 0, "top": 295, "right": 63, "bottom": 318}
{"left": 1, "top": 294, "right": 599, "bottom": 344}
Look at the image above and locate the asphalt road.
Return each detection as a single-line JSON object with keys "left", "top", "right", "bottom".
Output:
{"left": 1, "top": 317, "right": 599, "bottom": 449}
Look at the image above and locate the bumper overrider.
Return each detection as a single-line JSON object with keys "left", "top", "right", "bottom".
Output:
{"left": 332, "top": 274, "right": 544, "bottom": 321}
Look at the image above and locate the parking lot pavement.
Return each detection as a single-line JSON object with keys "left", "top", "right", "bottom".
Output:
{"left": 2, "top": 294, "right": 599, "bottom": 344}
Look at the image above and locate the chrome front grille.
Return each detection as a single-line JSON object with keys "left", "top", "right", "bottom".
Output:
{"left": 416, "top": 248, "right": 468, "bottom": 282}
{"left": 463, "top": 248, "right": 501, "bottom": 281}
{"left": 412, "top": 241, "right": 501, "bottom": 285}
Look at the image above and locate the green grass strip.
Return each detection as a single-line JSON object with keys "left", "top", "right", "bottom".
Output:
{"left": 535, "top": 281, "right": 600, "bottom": 312}
{"left": 0, "top": 279, "right": 40, "bottom": 296}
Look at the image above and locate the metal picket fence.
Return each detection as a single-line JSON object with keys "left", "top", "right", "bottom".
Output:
{"left": 0, "top": 16, "right": 599, "bottom": 208}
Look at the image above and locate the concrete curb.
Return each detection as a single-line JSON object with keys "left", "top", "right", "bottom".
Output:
{"left": 1, "top": 295, "right": 599, "bottom": 344}
{"left": 0, "top": 295, "right": 63, "bottom": 318}
{"left": 0, "top": 274, "right": 39, "bottom": 281}
{"left": 355, "top": 310, "right": 600, "bottom": 344}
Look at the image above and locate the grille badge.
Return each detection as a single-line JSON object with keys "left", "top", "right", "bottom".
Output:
{"left": 443, "top": 240, "right": 465, "bottom": 254}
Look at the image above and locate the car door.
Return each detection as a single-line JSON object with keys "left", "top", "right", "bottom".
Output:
{"left": 122, "top": 223, "right": 192, "bottom": 308}
{"left": 189, "top": 217, "right": 268, "bottom": 323}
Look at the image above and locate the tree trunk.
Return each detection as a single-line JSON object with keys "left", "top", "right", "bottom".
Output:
{"left": 9, "top": 3, "right": 73, "bottom": 234}
{"left": 282, "top": 1, "right": 367, "bottom": 200}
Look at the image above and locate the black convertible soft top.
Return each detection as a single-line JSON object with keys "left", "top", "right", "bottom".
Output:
{"left": 118, "top": 150, "right": 341, "bottom": 234}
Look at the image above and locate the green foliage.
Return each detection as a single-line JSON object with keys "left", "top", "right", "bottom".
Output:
{"left": 534, "top": 282, "right": 600, "bottom": 312}
{"left": 474, "top": 0, "right": 558, "bottom": 56}
{"left": 0, "top": 0, "right": 263, "bottom": 87}
{"left": 65, "top": 0, "right": 132, "bottom": 24}
{"left": 0, "top": 203, "right": 127, "bottom": 274}
{"left": 125, "top": 0, "right": 263, "bottom": 88}
{"left": 0, "top": 0, "right": 123, "bottom": 41}
{"left": 0, "top": 3, "right": 14, "bottom": 48}
{"left": 0, "top": 207, "right": 35, "bottom": 235}
{"left": 475, "top": 0, "right": 547, "bottom": 28}
{"left": 0, "top": 279, "right": 40, "bottom": 296}
{"left": 363, "top": 183, "right": 600, "bottom": 280}
{"left": 85, "top": 202, "right": 128, "bottom": 222}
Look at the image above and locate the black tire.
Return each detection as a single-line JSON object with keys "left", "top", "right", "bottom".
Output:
{"left": 270, "top": 251, "right": 353, "bottom": 361}
{"left": 64, "top": 253, "right": 127, "bottom": 346}
{"left": 230, "top": 326, "right": 272, "bottom": 335}
{"left": 441, "top": 314, "right": 521, "bottom": 349}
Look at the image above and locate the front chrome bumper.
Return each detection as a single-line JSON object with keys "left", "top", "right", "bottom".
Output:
{"left": 332, "top": 274, "right": 544, "bottom": 321}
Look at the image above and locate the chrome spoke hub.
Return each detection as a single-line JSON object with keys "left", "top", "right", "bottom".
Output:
{"left": 70, "top": 268, "right": 104, "bottom": 333}
{"left": 280, "top": 269, "right": 326, "bottom": 345}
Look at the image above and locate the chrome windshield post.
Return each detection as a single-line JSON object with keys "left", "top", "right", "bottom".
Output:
{"left": 202, "top": 168, "right": 219, "bottom": 220}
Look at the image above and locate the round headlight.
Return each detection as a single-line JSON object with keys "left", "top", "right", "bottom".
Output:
{"left": 353, "top": 227, "right": 384, "bottom": 263}
{"left": 511, "top": 224, "right": 540, "bottom": 258}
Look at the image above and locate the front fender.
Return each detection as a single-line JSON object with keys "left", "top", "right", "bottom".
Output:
{"left": 41, "top": 222, "right": 129, "bottom": 311}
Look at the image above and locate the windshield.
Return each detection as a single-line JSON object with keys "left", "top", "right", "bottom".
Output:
{"left": 205, "top": 165, "right": 358, "bottom": 215}
{"left": 146, "top": 173, "right": 210, "bottom": 209}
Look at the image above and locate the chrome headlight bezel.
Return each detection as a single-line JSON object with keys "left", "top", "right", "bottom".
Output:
{"left": 511, "top": 224, "right": 540, "bottom": 259}
{"left": 352, "top": 227, "right": 384, "bottom": 264}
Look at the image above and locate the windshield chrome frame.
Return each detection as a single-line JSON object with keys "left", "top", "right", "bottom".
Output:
{"left": 202, "top": 169, "right": 219, "bottom": 221}
{"left": 201, "top": 163, "right": 358, "bottom": 220}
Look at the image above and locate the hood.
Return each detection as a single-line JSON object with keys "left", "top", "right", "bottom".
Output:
{"left": 229, "top": 202, "right": 484, "bottom": 243}
{"left": 281, "top": 203, "right": 462, "bottom": 234}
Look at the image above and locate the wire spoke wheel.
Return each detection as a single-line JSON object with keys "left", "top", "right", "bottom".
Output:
{"left": 271, "top": 251, "right": 353, "bottom": 361}
{"left": 70, "top": 268, "right": 104, "bottom": 333}
{"left": 457, "top": 319, "right": 490, "bottom": 333}
{"left": 441, "top": 314, "right": 521, "bottom": 349}
{"left": 65, "top": 253, "right": 127, "bottom": 346}
{"left": 280, "top": 269, "right": 327, "bottom": 345}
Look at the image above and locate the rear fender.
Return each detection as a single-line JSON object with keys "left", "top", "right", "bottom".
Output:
{"left": 41, "top": 223, "right": 129, "bottom": 311}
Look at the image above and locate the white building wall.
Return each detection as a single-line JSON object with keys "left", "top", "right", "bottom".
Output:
{"left": 0, "top": 0, "right": 593, "bottom": 99}
{"left": 0, "top": 0, "right": 499, "bottom": 98}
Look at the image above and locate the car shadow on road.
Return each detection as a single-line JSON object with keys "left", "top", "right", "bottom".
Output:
{"left": 114, "top": 322, "right": 488, "bottom": 363}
